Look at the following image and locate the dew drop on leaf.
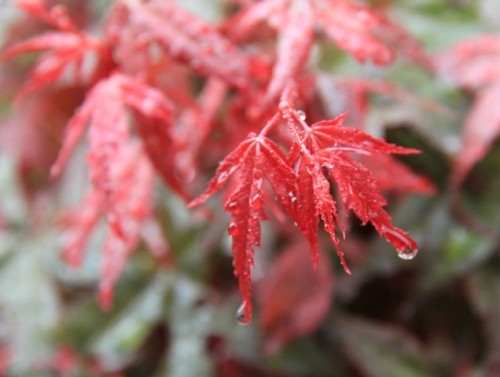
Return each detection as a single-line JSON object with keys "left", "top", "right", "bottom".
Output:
{"left": 235, "top": 302, "right": 249, "bottom": 325}
{"left": 217, "top": 171, "right": 229, "bottom": 184}
{"left": 226, "top": 201, "right": 237, "bottom": 209}
{"left": 397, "top": 247, "right": 418, "bottom": 260}
{"left": 228, "top": 222, "right": 239, "bottom": 236}
{"left": 296, "top": 109, "right": 306, "bottom": 121}
{"left": 251, "top": 193, "right": 262, "bottom": 209}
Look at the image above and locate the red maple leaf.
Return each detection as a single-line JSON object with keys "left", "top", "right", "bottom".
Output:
{"left": 190, "top": 88, "right": 420, "bottom": 323}
{"left": 285, "top": 107, "right": 420, "bottom": 266}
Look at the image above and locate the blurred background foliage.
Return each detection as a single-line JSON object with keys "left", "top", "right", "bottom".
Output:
{"left": 0, "top": 0, "right": 499, "bottom": 376}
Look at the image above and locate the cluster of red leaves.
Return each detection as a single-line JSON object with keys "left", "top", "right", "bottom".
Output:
{"left": 190, "top": 87, "right": 422, "bottom": 323}
{"left": 2, "top": 0, "right": 432, "bottom": 325}
{"left": 437, "top": 35, "right": 500, "bottom": 187}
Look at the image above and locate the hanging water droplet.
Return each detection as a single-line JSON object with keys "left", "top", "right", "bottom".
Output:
{"left": 228, "top": 222, "right": 239, "bottom": 236}
{"left": 397, "top": 247, "right": 418, "bottom": 260}
{"left": 235, "top": 303, "right": 249, "bottom": 325}
{"left": 296, "top": 110, "right": 306, "bottom": 121}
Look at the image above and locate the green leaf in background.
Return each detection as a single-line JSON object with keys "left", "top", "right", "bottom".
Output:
{"left": 90, "top": 272, "right": 172, "bottom": 369}
{"left": 335, "top": 315, "right": 440, "bottom": 377}
{"left": 159, "top": 276, "right": 213, "bottom": 377}
{"left": 0, "top": 235, "right": 60, "bottom": 375}
{"left": 466, "top": 255, "right": 500, "bottom": 376}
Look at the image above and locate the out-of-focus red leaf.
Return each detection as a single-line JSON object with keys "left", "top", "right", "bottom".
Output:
{"left": 222, "top": 0, "right": 287, "bottom": 42}
{"left": 224, "top": 0, "right": 430, "bottom": 68}
{"left": 15, "top": 0, "right": 79, "bottom": 31}
{"left": 50, "top": 74, "right": 174, "bottom": 308}
{"left": 437, "top": 35, "right": 500, "bottom": 186}
{"left": 262, "top": 0, "right": 314, "bottom": 108}
{"left": 452, "top": 82, "right": 500, "bottom": 186}
{"left": 1, "top": 10, "right": 111, "bottom": 100}
{"left": 315, "top": 0, "right": 431, "bottom": 67}
{"left": 314, "top": 77, "right": 436, "bottom": 195}
{"left": 316, "top": 76, "right": 405, "bottom": 126}
{"left": 257, "top": 240, "right": 333, "bottom": 355}
{"left": 98, "top": 142, "right": 158, "bottom": 309}
{"left": 118, "top": 0, "right": 258, "bottom": 90}
{"left": 437, "top": 35, "right": 500, "bottom": 90}
{"left": 60, "top": 142, "right": 167, "bottom": 310}
{"left": 316, "top": 1, "right": 393, "bottom": 65}
{"left": 49, "top": 347, "right": 78, "bottom": 376}
{"left": 174, "top": 78, "right": 227, "bottom": 184}
{"left": 44, "top": 345, "right": 125, "bottom": 377}
{"left": 360, "top": 154, "right": 436, "bottom": 195}
{"left": 0, "top": 87, "right": 83, "bottom": 186}
{"left": 51, "top": 73, "right": 174, "bottom": 181}
{"left": 0, "top": 347, "right": 11, "bottom": 376}
{"left": 59, "top": 191, "right": 102, "bottom": 267}
{"left": 119, "top": 73, "right": 193, "bottom": 200}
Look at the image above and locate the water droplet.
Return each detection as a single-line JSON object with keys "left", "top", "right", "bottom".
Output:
{"left": 296, "top": 110, "right": 306, "bottom": 121}
{"left": 226, "top": 201, "right": 237, "bottom": 209}
{"left": 397, "top": 247, "right": 418, "bottom": 260}
{"left": 236, "top": 303, "right": 249, "bottom": 325}
{"left": 217, "top": 171, "right": 229, "bottom": 184}
{"left": 251, "top": 194, "right": 262, "bottom": 209}
{"left": 141, "top": 97, "right": 156, "bottom": 114}
{"left": 228, "top": 222, "right": 239, "bottom": 236}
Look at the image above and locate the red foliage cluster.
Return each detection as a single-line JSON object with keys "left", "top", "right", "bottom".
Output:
{"left": 189, "top": 88, "right": 423, "bottom": 322}
{"left": 1, "top": 0, "right": 436, "bottom": 326}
